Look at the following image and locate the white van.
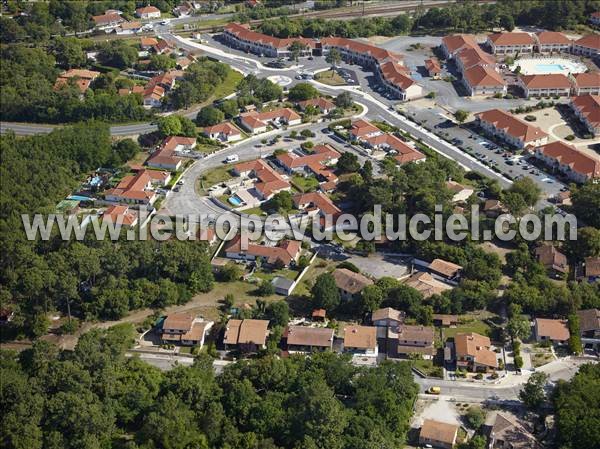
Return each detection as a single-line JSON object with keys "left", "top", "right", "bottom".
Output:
{"left": 225, "top": 154, "right": 239, "bottom": 164}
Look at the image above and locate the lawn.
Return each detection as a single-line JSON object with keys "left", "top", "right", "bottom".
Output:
{"left": 411, "top": 359, "right": 443, "bottom": 378}
{"left": 213, "top": 70, "right": 244, "bottom": 99}
{"left": 197, "top": 166, "right": 234, "bottom": 191}
{"left": 442, "top": 317, "right": 491, "bottom": 339}
{"left": 291, "top": 174, "right": 319, "bottom": 192}
{"left": 254, "top": 268, "right": 299, "bottom": 282}
{"left": 315, "top": 70, "right": 347, "bottom": 86}
{"left": 195, "top": 143, "right": 221, "bottom": 154}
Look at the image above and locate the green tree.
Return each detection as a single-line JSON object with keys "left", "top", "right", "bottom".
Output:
{"left": 268, "top": 190, "right": 294, "bottom": 212}
{"left": 465, "top": 406, "right": 485, "bottom": 429}
{"left": 288, "top": 82, "right": 319, "bottom": 101}
{"left": 334, "top": 91, "right": 353, "bottom": 109}
{"left": 157, "top": 115, "right": 183, "bottom": 137}
{"left": 265, "top": 300, "right": 289, "bottom": 327}
{"left": 519, "top": 371, "right": 549, "bottom": 411}
{"left": 508, "top": 177, "right": 541, "bottom": 208}
{"left": 288, "top": 40, "right": 308, "bottom": 62}
{"left": 311, "top": 273, "right": 341, "bottom": 311}
{"left": 52, "top": 37, "right": 85, "bottom": 69}
{"left": 507, "top": 314, "right": 531, "bottom": 341}
{"left": 359, "top": 284, "right": 384, "bottom": 314}
{"left": 454, "top": 109, "right": 469, "bottom": 124}
{"left": 326, "top": 48, "right": 342, "bottom": 67}
{"left": 149, "top": 53, "right": 176, "bottom": 71}
{"left": 571, "top": 182, "right": 600, "bottom": 228}
{"left": 219, "top": 263, "right": 243, "bottom": 282}
{"left": 567, "top": 314, "right": 583, "bottom": 355}
{"left": 196, "top": 106, "right": 225, "bottom": 126}
{"left": 565, "top": 226, "right": 600, "bottom": 261}
{"left": 257, "top": 281, "right": 276, "bottom": 297}
{"left": 337, "top": 152, "right": 360, "bottom": 173}
{"left": 218, "top": 99, "right": 240, "bottom": 118}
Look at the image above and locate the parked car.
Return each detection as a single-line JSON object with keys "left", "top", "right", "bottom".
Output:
{"left": 225, "top": 154, "right": 239, "bottom": 164}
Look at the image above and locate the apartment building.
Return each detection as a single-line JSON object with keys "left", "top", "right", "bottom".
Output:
{"left": 462, "top": 65, "right": 507, "bottom": 97}
{"left": 535, "top": 31, "right": 572, "bottom": 53}
{"left": 517, "top": 74, "right": 572, "bottom": 98}
{"left": 475, "top": 109, "right": 548, "bottom": 149}
{"left": 571, "top": 95, "right": 600, "bottom": 135}
{"left": 533, "top": 140, "right": 600, "bottom": 183}
{"left": 440, "top": 34, "right": 479, "bottom": 58}
{"left": 572, "top": 34, "right": 600, "bottom": 57}
{"left": 571, "top": 72, "right": 600, "bottom": 96}
{"left": 487, "top": 32, "right": 536, "bottom": 55}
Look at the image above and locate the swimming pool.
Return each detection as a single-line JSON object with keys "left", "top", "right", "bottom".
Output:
{"left": 535, "top": 64, "right": 566, "bottom": 73}
{"left": 228, "top": 196, "right": 243, "bottom": 206}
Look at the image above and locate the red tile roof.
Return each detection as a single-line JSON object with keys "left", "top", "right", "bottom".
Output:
{"left": 441, "top": 34, "right": 479, "bottom": 55}
{"left": 276, "top": 143, "right": 340, "bottom": 170}
{"left": 103, "top": 205, "right": 137, "bottom": 226}
{"left": 425, "top": 58, "right": 442, "bottom": 73}
{"left": 224, "top": 235, "right": 301, "bottom": 266}
{"left": 535, "top": 318, "right": 570, "bottom": 341}
{"left": 136, "top": 5, "right": 161, "bottom": 14}
{"left": 476, "top": 109, "right": 548, "bottom": 142}
{"left": 536, "top": 140, "right": 600, "bottom": 179}
{"left": 519, "top": 73, "right": 572, "bottom": 89}
{"left": 297, "top": 97, "right": 335, "bottom": 111}
{"left": 573, "top": 72, "right": 600, "bottom": 89}
{"left": 92, "top": 12, "right": 124, "bottom": 25}
{"left": 350, "top": 119, "right": 381, "bottom": 138}
{"left": 536, "top": 31, "right": 571, "bottom": 45}
{"left": 321, "top": 36, "right": 403, "bottom": 63}
{"left": 455, "top": 332, "right": 497, "bottom": 368}
{"left": 456, "top": 46, "right": 495, "bottom": 69}
{"left": 240, "top": 108, "right": 301, "bottom": 130}
{"left": 234, "top": 159, "right": 290, "bottom": 198}
{"left": 574, "top": 34, "right": 600, "bottom": 50}
{"left": 571, "top": 95, "right": 600, "bottom": 130}
{"left": 293, "top": 191, "right": 341, "bottom": 217}
{"left": 463, "top": 65, "right": 505, "bottom": 88}
{"left": 224, "top": 22, "right": 317, "bottom": 50}
{"left": 379, "top": 60, "right": 416, "bottom": 90}
{"left": 203, "top": 122, "right": 241, "bottom": 136}
{"left": 488, "top": 32, "right": 536, "bottom": 46}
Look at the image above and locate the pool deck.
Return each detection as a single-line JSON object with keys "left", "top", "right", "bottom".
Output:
{"left": 511, "top": 57, "right": 588, "bottom": 76}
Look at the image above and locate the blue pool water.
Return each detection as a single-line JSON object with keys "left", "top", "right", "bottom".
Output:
{"left": 228, "top": 196, "right": 242, "bottom": 206}
{"left": 535, "top": 64, "right": 565, "bottom": 73}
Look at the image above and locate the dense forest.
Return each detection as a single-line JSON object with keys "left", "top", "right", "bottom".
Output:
{"left": 0, "top": 126, "right": 214, "bottom": 338}
{"left": 1, "top": 324, "right": 420, "bottom": 449}
{"left": 259, "top": 0, "right": 600, "bottom": 37}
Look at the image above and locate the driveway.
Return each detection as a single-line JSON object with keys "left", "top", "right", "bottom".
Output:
{"left": 343, "top": 253, "right": 410, "bottom": 279}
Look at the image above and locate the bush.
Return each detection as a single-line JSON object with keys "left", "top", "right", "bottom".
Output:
{"left": 336, "top": 261, "right": 360, "bottom": 273}
{"left": 256, "top": 281, "right": 275, "bottom": 296}
{"left": 465, "top": 406, "right": 485, "bottom": 428}
{"left": 565, "top": 134, "right": 575, "bottom": 141}
{"left": 524, "top": 115, "right": 537, "bottom": 122}
{"left": 474, "top": 373, "right": 484, "bottom": 380}
{"left": 514, "top": 355, "right": 524, "bottom": 369}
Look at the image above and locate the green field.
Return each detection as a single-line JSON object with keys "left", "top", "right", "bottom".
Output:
{"left": 213, "top": 70, "right": 244, "bottom": 99}
{"left": 315, "top": 70, "right": 347, "bottom": 86}
{"left": 442, "top": 318, "right": 491, "bottom": 339}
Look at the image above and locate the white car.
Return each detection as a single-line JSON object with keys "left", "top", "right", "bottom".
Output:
{"left": 225, "top": 154, "right": 239, "bottom": 164}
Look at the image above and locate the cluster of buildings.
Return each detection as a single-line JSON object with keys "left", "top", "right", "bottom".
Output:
{"left": 91, "top": 6, "right": 162, "bottom": 34}
{"left": 441, "top": 31, "right": 600, "bottom": 98}
{"left": 350, "top": 119, "right": 426, "bottom": 164}
{"left": 53, "top": 68, "right": 101, "bottom": 94}
{"left": 221, "top": 23, "right": 423, "bottom": 101}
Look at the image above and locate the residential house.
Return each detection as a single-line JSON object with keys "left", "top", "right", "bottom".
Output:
{"left": 388, "top": 325, "right": 435, "bottom": 359}
{"left": 440, "top": 34, "right": 479, "bottom": 59}
{"left": 487, "top": 32, "right": 536, "bottom": 55}
{"left": 297, "top": 97, "right": 336, "bottom": 114}
{"left": 486, "top": 412, "right": 542, "bottom": 449}
{"left": 223, "top": 319, "right": 269, "bottom": 352}
{"left": 483, "top": 199, "right": 506, "bottom": 218}
{"left": 293, "top": 191, "right": 341, "bottom": 220}
{"left": 284, "top": 325, "right": 334, "bottom": 353}
{"left": 571, "top": 72, "right": 600, "bottom": 96}
{"left": 425, "top": 58, "right": 442, "bottom": 78}
{"left": 475, "top": 109, "right": 548, "bottom": 149}
{"left": 176, "top": 55, "right": 195, "bottom": 69}
{"left": 462, "top": 65, "right": 507, "bottom": 97}
{"left": 92, "top": 11, "right": 124, "bottom": 31}
{"left": 343, "top": 325, "right": 378, "bottom": 356}
{"left": 223, "top": 235, "right": 301, "bottom": 268}
{"left": 419, "top": 419, "right": 459, "bottom": 449}
{"left": 535, "top": 31, "right": 572, "bottom": 53}
{"left": 115, "top": 21, "right": 142, "bottom": 35}
{"left": 277, "top": 144, "right": 340, "bottom": 175}
{"left": 197, "top": 227, "right": 217, "bottom": 245}
{"left": 571, "top": 34, "right": 600, "bottom": 57}
{"left": 143, "top": 84, "right": 165, "bottom": 108}
{"left": 533, "top": 141, "right": 600, "bottom": 183}
{"left": 136, "top": 5, "right": 161, "bottom": 19}
{"left": 429, "top": 259, "right": 463, "bottom": 282}
{"left": 203, "top": 122, "right": 242, "bottom": 142}
{"left": 363, "top": 133, "right": 426, "bottom": 164}
{"left": 118, "top": 85, "right": 144, "bottom": 96}
{"left": 433, "top": 314, "right": 459, "bottom": 327}
{"left": 312, "top": 309, "right": 327, "bottom": 321}
{"left": 147, "top": 136, "right": 194, "bottom": 171}
{"left": 534, "top": 318, "right": 570, "bottom": 344}
{"left": 455, "top": 332, "right": 498, "bottom": 372}
{"left": 53, "top": 69, "right": 101, "bottom": 94}
{"left": 517, "top": 74, "right": 572, "bottom": 98}
{"left": 102, "top": 205, "right": 138, "bottom": 227}
{"left": 446, "top": 180, "right": 474, "bottom": 203}
{"left": 104, "top": 169, "right": 169, "bottom": 205}
{"left": 239, "top": 108, "right": 301, "bottom": 134}
{"left": 332, "top": 268, "right": 373, "bottom": 301}
{"left": 570, "top": 95, "right": 600, "bottom": 136}
{"left": 577, "top": 308, "right": 600, "bottom": 339}
{"left": 404, "top": 271, "right": 453, "bottom": 298}
{"left": 371, "top": 307, "right": 405, "bottom": 328}
{"left": 350, "top": 118, "right": 383, "bottom": 142}
{"left": 173, "top": 1, "right": 197, "bottom": 17}
{"left": 153, "top": 39, "right": 173, "bottom": 55}
{"left": 161, "top": 312, "right": 213, "bottom": 346}
{"left": 534, "top": 244, "right": 569, "bottom": 278}
{"left": 232, "top": 159, "right": 291, "bottom": 200}
{"left": 579, "top": 257, "right": 600, "bottom": 282}
{"left": 222, "top": 22, "right": 315, "bottom": 58}
{"left": 140, "top": 37, "right": 159, "bottom": 49}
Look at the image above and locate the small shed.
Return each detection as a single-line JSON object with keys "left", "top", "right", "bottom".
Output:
{"left": 272, "top": 276, "right": 295, "bottom": 296}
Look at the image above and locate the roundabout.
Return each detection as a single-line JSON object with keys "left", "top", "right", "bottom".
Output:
{"left": 267, "top": 75, "right": 293, "bottom": 86}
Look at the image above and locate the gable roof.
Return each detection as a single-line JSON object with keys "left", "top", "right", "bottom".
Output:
{"left": 571, "top": 94, "right": 600, "bottom": 130}
{"left": 404, "top": 271, "right": 452, "bottom": 298}
{"left": 350, "top": 119, "right": 382, "bottom": 138}
{"left": 240, "top": 108, "right": 301, "bottom": 130}
{"left": 535, "top": 318, "right": 570, "bottom": 341}
{"left": 536, "top": 140, "right": 600, "bottom": 179}
{"left": 293, "top": 191, "right": 341, "bottom": 216}
{"left": 371, "top": 307, "right": 405, "bottom": 323}
{"left": 203, "top": 121, "right": 241, "bottom": 136}
{"left": 136, "top": 5, "right": 161, "bottom": 14}
{"left": 234, "top": 158, "right": 291, "bottom": 198}
{"left": 425, "top": 58, "right": 442, "bottom": 73}
{"left": 224, "top": 319, "right": 269, "bottom": 346}
{"left": 520, "top": 73, "right": 572, "bottom": 89}
{"left": 536, "top": 31, "right": 571, "bottom": 45}
{"left": 396, "top": 325, "right": 434, "bottom": 344}
{"left": 476, "top": 109, "right": 548, "bottom": 143}
{"left": 420, "top": 420, "right": 459, "bottom": 445}
{"left": 584, "top": 257, "right": 600, "bottom": 277}
{"left": 572, "top": 72, "right": 600, "bottom": 89}
{"left": 321, "top": 36, "right": 403, "bottom": 63}
{"left": 577, "top": 309, "right": 600, "bottom": 333}
{"left": 277, "top": 143, "right": 340, "bottom": 170}
{"left": 574, "top": 34, "right": 600, "bottom": 50}
{"left": 332, "top": 268, "right": 373, "bottom": 294}
{"left": 343, "top": 325, "right": 377, "bottom": 350}
{"left": 534, "top": 245, "right": 569, "bottom": 273}
{"left": 163, "top": 312, "right": 194, "bottom": 332}
{"left": 429, "top": 259, "right": 463, "bottom": 278}
{"left": 489, "top": 413, "right": 541, "bottom": 449}
{"left": 456, "top": 46, "right": 495, "bottom": 69}
{"left": 92, "top": 12, "right": 124, "bottom": 25}
{"left": 102, "top": 205, "right": 137, "bottom": 226}
{"left": 298, "top": 97, "right": 335, "bottom": 111}
{"left": 224, "top": 22, "right": 317, "bottom": 50}
{"left": 463, "top": 65, "right": 506, "bottom": 88}
{"left": 224, "top": 235, "right": 301, "bottom": 266}
{"left": 441, "top": 34, "right": 479, "bottom": 55}
{"left": 379, "top": 60, "right": 416, "bottom": 91}
{"left": 488, "top": 32, "right": 535, "bottom": 46}
{"left": 285, "top": 326, "right": 334, "bottom": 347}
